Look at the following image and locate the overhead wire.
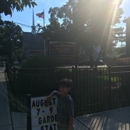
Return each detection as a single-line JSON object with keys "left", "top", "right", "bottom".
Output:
{"left": 14, "top": 22, "right": 31, "bottom": 28}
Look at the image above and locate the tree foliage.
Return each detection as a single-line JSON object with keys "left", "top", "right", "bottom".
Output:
{"left": 20, "top": 55, "right": 60, "bottom": 68}
{"left": 0, "top": 0, "right": 37, "bottom": 16}
{"left": 0, "top": 19, "right": 23, "bottom": 60}
{"left": 41, "top": 0, "right": 124, "bottom": 63}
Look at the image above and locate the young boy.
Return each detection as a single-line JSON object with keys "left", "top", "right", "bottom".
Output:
{"left": 46, "top": 78, "right": 74, "bottom": 130}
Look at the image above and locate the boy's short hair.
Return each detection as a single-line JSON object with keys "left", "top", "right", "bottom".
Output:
{"left": 58, "top": 78, "right": 73, "bottom": 88}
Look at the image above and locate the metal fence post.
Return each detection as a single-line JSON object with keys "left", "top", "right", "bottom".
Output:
{"left": 5, "top": 62, "right": 7, "bottom": 72}
{"left": 47, "top": 38, "right": 50, "bottom": 56}
{"left": 13, "top": 67, "right": 18, "bottom": 111}
{"left": 72, "top": 67, "right": 75, "bottom": 100}
{"left": 72, "top": 67, "right": 75, "bottom": 84}
{"left": 27, "top": 94, "right": 31, "bottom": 130}
{"left": 74, "top": 39, "right": 77, "bottom": 90}
{"left": 108, "top": 65, "right": 111, "bottom": 109}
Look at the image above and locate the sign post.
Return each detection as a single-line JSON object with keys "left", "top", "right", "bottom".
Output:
{"left": 27, "top": 94, "right": 32, "bottom": 130}
{"left": 30, "top": 96, "right": 58, "bottom": 130}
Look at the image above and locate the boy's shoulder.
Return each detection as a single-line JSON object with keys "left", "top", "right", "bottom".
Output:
{"left": 67, "top": 95, "right": 74, "bottom": 102}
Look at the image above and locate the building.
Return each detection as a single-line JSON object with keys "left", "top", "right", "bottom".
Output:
{"left": 22, "top": 10, "right": 46, "bottom": 58}
{"left": 23, "top": 32, "right": 45, "bottom": 58}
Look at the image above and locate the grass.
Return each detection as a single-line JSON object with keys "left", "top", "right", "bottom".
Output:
{"left": 5, "top": 72, "right": 17, "bottom": 111}
{"left": 5, "top": 72, "right": 27, "bottom": 112}
{"left": 0, "top": 62, "right": 4, "bottom": 67}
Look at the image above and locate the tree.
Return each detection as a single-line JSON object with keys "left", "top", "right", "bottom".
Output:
{"left": 39, "top": 7, "right": 63, "bottom": 41}
{"left": 0, "top": 0, "right": 37, "bottom": 16}
{"left": 106, "top": 27, "right": 125, "bottom": 56}
{"left": 42, "top": 0, "right": 124, "bottom": 66}
{"left": 0, "top": 20, "right": 23, "bottom": 61}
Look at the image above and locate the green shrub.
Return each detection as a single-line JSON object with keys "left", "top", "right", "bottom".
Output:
{"left": 0, "top": 62, "right": 4, "bottom": 67}
{"left": 14, "top": 55, "right": 63, "bottom": 98}
{"left": 20, "top": 55, "right": 60, "bottom": 68}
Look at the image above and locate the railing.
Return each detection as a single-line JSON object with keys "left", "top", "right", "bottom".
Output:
{"left": 6, "top": 63, "right": 130, "bottom": 116}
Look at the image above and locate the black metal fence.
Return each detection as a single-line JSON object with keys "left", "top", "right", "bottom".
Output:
{"left": 6, "top": 63, "right": 130, "bottom": 116}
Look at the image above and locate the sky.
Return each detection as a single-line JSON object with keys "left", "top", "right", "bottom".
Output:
{"left": 1, "top": 0, "right": 130, "bottom": 34}
{"left": 1, "top": 0, "right": 67, "bottom": 32}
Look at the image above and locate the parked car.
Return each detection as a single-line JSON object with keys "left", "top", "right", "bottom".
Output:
{"left": 78, "top": 59, "right": 104, "bottom": 66}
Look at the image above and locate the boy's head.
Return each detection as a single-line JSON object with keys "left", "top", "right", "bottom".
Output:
{"left": 58, "top": 78, "right": 73, "bottom": 95}
{"left": 58, "top": 78, "right": 73, "bottom": 89}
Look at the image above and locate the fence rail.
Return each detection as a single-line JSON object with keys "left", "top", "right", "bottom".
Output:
{"left": 6, "top": 64, "right": 130, "bottom": 116}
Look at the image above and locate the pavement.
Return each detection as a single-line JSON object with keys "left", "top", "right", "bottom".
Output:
{"left": 75, "top": 107, "right": 130, "bottom": 130}
{"left": 0, "top": 67, "right": 13, "bottom": 130}
{"left": 1, "top": 66, "right": 130, "bottom": 130}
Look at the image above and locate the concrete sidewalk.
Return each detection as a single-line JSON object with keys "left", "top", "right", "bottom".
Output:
{"left": 0, "top": 67, "right": 13, "bottom": 130}
{"left": 11, "top": 107, "right": 130, "bottom": 130}
{"left": 76, "top": 106, "right": 130, "bottom": 130}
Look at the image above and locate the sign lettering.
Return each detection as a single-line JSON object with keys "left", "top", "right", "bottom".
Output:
{"left": 31, "top": 96, "right": 58, "bottom": 130}
{"left": 49, "top": 42, "right": 76, "bottom": 56}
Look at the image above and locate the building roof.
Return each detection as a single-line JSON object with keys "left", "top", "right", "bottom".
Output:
{"left": 23, "top": 32, "right": 44, "bottom": 50}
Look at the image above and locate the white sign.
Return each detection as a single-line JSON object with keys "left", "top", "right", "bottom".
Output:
{"left": 31, "top": 96, "right": 58, "bottom": 130}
